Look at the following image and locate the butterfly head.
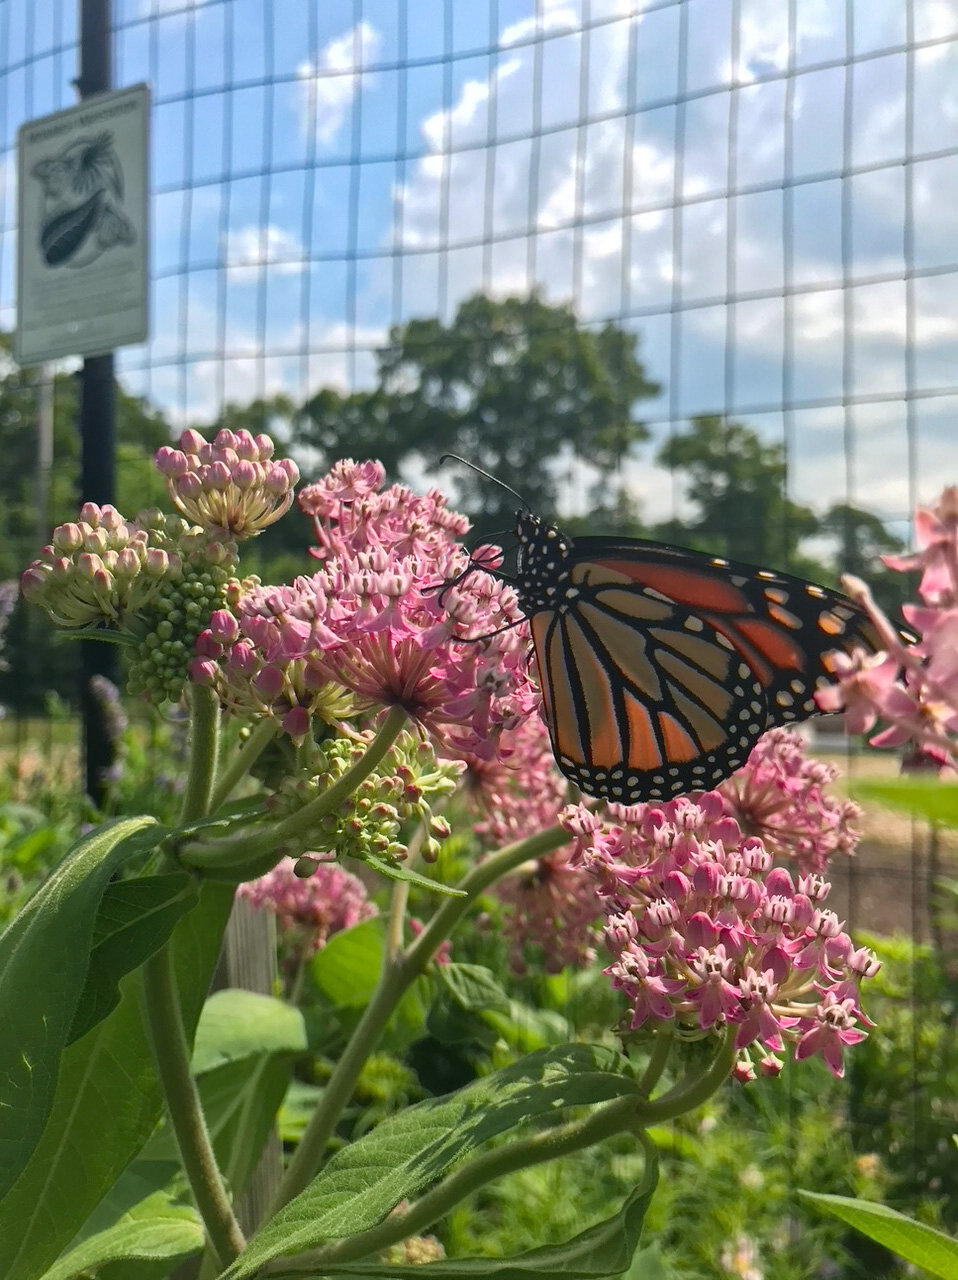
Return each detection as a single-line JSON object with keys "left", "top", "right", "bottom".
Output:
{"left": 514, "top": 511, "right": 575, "bottom": 614}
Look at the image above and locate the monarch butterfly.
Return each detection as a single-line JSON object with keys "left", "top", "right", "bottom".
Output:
{"left": 443, "top": 456, "right": 886, "bottom": 806}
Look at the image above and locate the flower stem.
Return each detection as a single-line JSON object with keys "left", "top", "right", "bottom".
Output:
{"left": 301, "top": 1094, "right": 640, "bottom": 1270}
{"left": 636, "top": 1029, "right": 737, "bottom": 1124}
{"left": 637, "top": 1032, "right": 674, "bottom": 1098}
{"left": 143, "top": 944, "right": 246, "bottom": 1267}
{"left": 268, "top": 955, "right": 410, "bottom": 1213}
{"left": 183, "top": 705, "right": 408, "bottom": 870}
{"left": 208, "top": 718, "right": 278, "bottom": 812}
{"left": 269, "top": 819, "right": 574, "bottom": 1214}
{"left": 180, "top": 684, "right": 221, "bottom": 824}
{"left": 404, "top": 820, "right": 575, "bottom": 975}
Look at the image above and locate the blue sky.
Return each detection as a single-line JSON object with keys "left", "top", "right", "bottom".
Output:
{"left": 1, "top": 0, "right": 957, "bottom": 532}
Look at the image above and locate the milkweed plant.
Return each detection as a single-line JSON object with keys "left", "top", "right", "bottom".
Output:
{"left": 3, "top": 430, "right": 952, "bottom": 1280}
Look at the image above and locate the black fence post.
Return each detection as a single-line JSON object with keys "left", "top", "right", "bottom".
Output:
{"left": 77, "top": 0, "right": 116, "bottom": 807}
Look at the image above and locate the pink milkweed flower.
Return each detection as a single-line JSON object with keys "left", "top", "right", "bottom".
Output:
{"left": 814, "top": 649, "right": 901, "bottom": 735}
{"left": 882, "top": 485, "right": 958, "bottom": 606}
{"left": 239, "top": 856, "right": 376, "bottom": 954}
{"left": 156, "top": 429, "right": 299, "bottom": 538}
{"left": 560, "top": 782, "right": 877, "bottom": 1079}
{"left": 794, "top": 990, "right": 868, "bottom": 1078}
{"left": 720, "top": 727, "right": 862, "bottom": 874}
{"left": 194, "top": 461, "right": 539, "bottom": 757}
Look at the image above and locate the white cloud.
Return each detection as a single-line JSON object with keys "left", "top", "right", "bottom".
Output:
{"left": 223, "top": 225, "right": 306, "bottom": 284}
{"left": 297, "top": 21, "right": 382, "bottom": 145}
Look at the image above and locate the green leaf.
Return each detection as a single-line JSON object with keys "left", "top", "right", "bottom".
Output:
{"left": 39, "top": 1184, "right": 203, "bottom": 1280}
{"left": 278, "top": 1080, "right": 324, "bottom": 1145}
{"left": 143, "top": 990, "right": 307, "bottom": 1197}
{"left": 0, "top": 882, "right": 234, "bottom": 1280}
{"left": 486, "top": 1002, "right": 571, "bottom": 1054}
{"left": 0, "top": 816, "right": 158, "bottom": 1197}
{"left": 363, "top": 853, "right": 467, "bottom": 897}
{"left": 311, "top": 918, "right": 430, "bottom": 1050}
{"left": 68, "top": 873, "right": 200, "bottom": 1044}
{"left": 799, "top": 1191, "right": 958, "bottom": 1279}
{"left": 190, "top": 988, "right": 308, "bottom": 1075}
{"left": 311, "top": 918, "right": 385, "bottom": 1007}
{"left": 437, "top": 964, "right": 511, "bottom": 1017}
{"left": 850, "top": 779, "right": 958, "bottom": 828}
{"left": 223, "top": 1044, "right": 637, "bottom": 1279}
{"left": 274, "top": 1156, "right": 657, "bottom": 1278}
{"left": 428, "top": 965, "right": 510, "bottom": 1049}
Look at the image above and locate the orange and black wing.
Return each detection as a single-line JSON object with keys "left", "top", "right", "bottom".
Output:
{"left": 530, "top": 539, "right": 879, "bottom": 805}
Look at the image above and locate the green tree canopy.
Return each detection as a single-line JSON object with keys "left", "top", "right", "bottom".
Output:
{"left": 296, "top": 292, "right": 660, "bottom": 536}
{"left": 653, "top": 415, "right": 821, "bottom": 574}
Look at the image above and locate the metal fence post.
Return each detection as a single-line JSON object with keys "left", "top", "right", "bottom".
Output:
{"left": 77, "top": 0, "right": 116, "bottom": 806}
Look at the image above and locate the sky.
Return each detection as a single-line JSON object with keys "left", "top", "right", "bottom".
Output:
{"left": 1, "top": 0, "right": 957, "bottom": 533}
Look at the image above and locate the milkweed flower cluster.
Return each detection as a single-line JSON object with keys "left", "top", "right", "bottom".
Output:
{"left": 21, "top": 504, "right": 172, "bottom": 628}
{"left": 561, "top": 792, "right": 879, "bottom": 1080}
{"left": 155, "top": 428, "right": 299, "bottom": 538}
{"left": 239, "top": 856, "right": 375, "bottom": 954}
{"left": 718, "top": 727, "right": 861, "bottom": 875}
{"left": 816, "top": 485, "right": 958, "bottom": 768}
{"left": 194, "top": 459, "right": 538, "bottom": 759}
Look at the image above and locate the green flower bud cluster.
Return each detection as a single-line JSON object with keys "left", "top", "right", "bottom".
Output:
{"left": 272, "top": 730, "right": 465, "bottom": 869}
{"left": 126, "top": 516, "right": 239, "bottom": 704}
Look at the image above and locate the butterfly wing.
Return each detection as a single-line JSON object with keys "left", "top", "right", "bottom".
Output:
{"left": 530, "top": 536, "right": 879, "bottom": 804}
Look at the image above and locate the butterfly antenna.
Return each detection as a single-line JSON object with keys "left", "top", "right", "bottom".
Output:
{"left": 439, "top": 454, "right": 531, "bottom": 512}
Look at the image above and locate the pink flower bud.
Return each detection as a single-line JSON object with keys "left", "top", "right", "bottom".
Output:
{"left": 254, "top": 433, "right": 274, "bottom": 459}
{"left": 281, "top": 706, "right": 310, "bottom": 738}
{"left": 53, "top": 523, "right": 83, "bottom": 553}
{"left": 232, "top": 460, "right": 258, "bottom": 491}
{"left": 115, "top": 547, "right": 142, "bottom": 580}
{"left": 190, "top": 658, "right": 219, "bottom": 685}
{"left": 144, "top": 549, "right": 170, "bottom": 578}
{"left": 227, "top": 641, "right": 259, "bottom": 676}
{"left": 155, "top": 447, "right": 190, "bottom": 478}
{"left": 176, "top": 472, "right": 204, "bottom": 499}
{"left": 235, "top": 431, "right": 258, "bottom": 460}
{"left": 209, "top": 609, "right": 239, "bottom": 644}
{"left": 206, "top": 461, "right": 232, "bottom": 491}
{"left": 214, "top": 429, "right": 238, "bottom": 452}
{"left": 179, "top": 428, "right": 206, "bottom": 454}
{"left": 77, "top": 552, "right": 106, "bottom": 581}
{"left": 20, "top": 566, "right": 48, "bottom": 599}
{"left": 194, "top": 630, "right": 221, "bottom": 658}
{"left": 79, "top": 502, "right": 102, "bottom": 527}
{"left": 253, "top": 665, "right": 285, "bottom": 700}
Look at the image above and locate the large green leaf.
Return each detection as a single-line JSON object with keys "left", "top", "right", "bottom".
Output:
{"left": 295, "top": 1147, "right": 658, "bottom": 1278}
{"left": 799, "top": 1192, "right": 958, "bottom": 1279}
{"left": 190, "top": 988, "right": 308, "bottom": 1074}
{"left": 428, "top": 964, "right": 511, "bottom": 1048}
{"left": 39, "top": 1183, "right": 203, "bottom": 1280}
{"left": 311, "top": 918, "right": 430, "bottom": 1048}
{"left": 68, "top": 872, "right": 200, "bottom": 1044}
{"left": 0, "top": 882, "right": 234, "bottom": 1280}
{"left": 850, "top": 779, "right": 958, "bottom": 828}
{"left": 223, "top": 1044, "right": 637, "bottom": 1279}
{"left": 143, "top": 989, "right": 307, "bottom": 1197}
{"left": 0, "top": 816, "right": 158, "bottom": 1196}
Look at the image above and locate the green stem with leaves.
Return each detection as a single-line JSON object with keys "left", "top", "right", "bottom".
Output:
{"left": 292, "top": 1094, "right": 642, "bottom": 1270}
{"left": 269, "top": 818, "right": 577, "bottom": 1214}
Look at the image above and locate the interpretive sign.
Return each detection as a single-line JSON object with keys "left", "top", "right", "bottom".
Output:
{"left": 15, "top": 82, "right": 150, "bottom": 366}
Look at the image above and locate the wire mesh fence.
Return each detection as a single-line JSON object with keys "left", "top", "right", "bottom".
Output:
{"left": 0, "top": 0, "right": 956, "bottom": 1252}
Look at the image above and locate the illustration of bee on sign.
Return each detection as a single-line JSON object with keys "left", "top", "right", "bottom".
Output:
{"left": 32, "top": 131, "right": 135, "bottom": 268}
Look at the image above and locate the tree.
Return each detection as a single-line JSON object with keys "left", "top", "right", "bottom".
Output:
{"left": 296, "top": 293, "right": 660, "bottom": 536}
{"left": 822, "top": 502, "right": 911, "bottom": 621}
{"left": 654, "top": 415, "right": 822, "bottom": 574}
